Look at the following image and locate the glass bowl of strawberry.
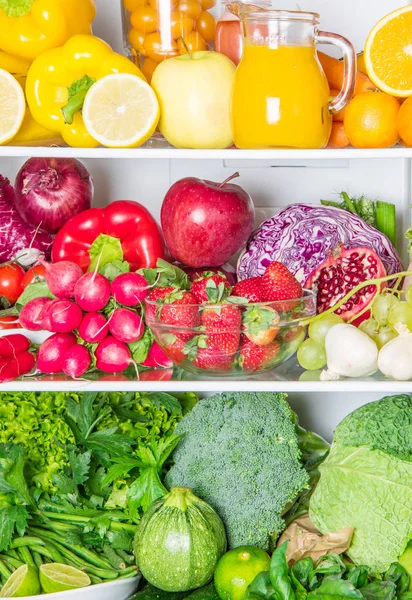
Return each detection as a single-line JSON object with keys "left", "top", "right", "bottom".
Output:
{"left": 145, "top": 262, "right": 317, "bottom": 378}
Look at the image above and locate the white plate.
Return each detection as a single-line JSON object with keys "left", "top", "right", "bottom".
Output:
{"left": 2, "top": 575, "right": 141, "bottom": 600}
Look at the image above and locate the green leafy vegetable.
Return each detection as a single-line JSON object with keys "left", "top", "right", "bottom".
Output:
{"left": 100, "top": 260, "right": 130, "bottom": 282}
{"left": 129, "top": 327, "right": 153, "bottom": 364}
{"left": 16, "top": 281, "right": 55, "bottom": 311}
{"left": 88, "top": 234, "right": 124, "bottom": 273}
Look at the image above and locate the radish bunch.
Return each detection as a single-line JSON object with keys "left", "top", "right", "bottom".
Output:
{"left": 19, "top": 261, "right": 164, "bottom": 378}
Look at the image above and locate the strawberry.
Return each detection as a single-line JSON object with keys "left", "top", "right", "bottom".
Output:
{"left": 191, "top": 272, "right": 230, "bottom": 303}
{"left": 238, "top": 337, "right": 280, "bottom": 371}
{"left": 193, "top": 345, "right": 233, "bottom": 372}
{"left": 162, "top": 335, "right": 186, "bottom": 365}
{"left": 243, "top": 305, "right": 280, "bottom": 346}
{"left": 160, "top": 290, "right": 201, "bottom": 342}
{"left": 145, "top": 286, "right": 176, "bottom": 322}
{"left": 202, "top": 304, "right": 241, "bottom": 354}
{"left": 261, "top": 262, "right": 303, "bottom": 308}
{"left": 232, "top": 277, "right": 264, "bottom": 303}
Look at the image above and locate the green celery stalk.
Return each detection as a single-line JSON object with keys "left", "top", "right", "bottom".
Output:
{"left": 376, "top": 201, "right": 397, "bottom": 246}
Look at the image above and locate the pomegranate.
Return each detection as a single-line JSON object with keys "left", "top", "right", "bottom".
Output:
{"left": 305, "top": 244, "right": 386, "bottom": 321}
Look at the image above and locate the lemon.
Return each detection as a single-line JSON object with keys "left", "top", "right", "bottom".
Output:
{"left": 214, "top": 546, "right": 271, "bottom": 600}
{"left": 82, "top": 73, "right": 159, "bottom": 148}
{"left": 0, "top": 69, "right": 26, "bottom": 145}
{"left": 0, "top": 565, "right": 41, "bottom": 598}
{"left": 364, "top": 5, "right": 412, "bottom": 97}
{"left": 39, "top": 563, "right": 91, "bottom": 593}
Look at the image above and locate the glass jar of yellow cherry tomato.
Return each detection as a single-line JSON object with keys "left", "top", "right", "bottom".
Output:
{"left": 121, "top": 0, "right": 217, "bottom": 82}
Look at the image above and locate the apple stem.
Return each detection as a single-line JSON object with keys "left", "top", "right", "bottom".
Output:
{"left": 219, "top": 172, "right": 240, "bottom": 188}
{"left": 178, "top": 36, "right": 193, "bottom": 59}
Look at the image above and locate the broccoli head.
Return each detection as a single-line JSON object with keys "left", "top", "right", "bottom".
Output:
{"left": 166, "top": 392, "right": 309, "bottom": 551}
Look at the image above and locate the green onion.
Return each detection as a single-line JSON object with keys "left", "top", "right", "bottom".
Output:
{"left": 376, "top": 200, "right": 397, "bottom": 246}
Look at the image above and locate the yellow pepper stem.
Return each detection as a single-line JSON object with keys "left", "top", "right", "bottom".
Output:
{"left": 0, "top": 0, "right": 35, "bottom": 17}
{"left": 61, "top": 75, "right": 96, "bottom": 125}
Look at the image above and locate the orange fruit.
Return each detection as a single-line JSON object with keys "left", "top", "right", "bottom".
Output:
{"left": 344, "top": 92, "right": 400, "bottom": 148}
{"left": 170, "top": 11, "right": 194, "bottom": 38}
{"left": 144, "top": 32, "right": 179, "bottom": 61}
{"left": 177, "top": 0, "right": 202, "bottom": 19}
{"left": 214, "top": 546, "right": 271, "bottom": 600}
{"left": 142, "top": 57, "right": 159, "bottom": 83}
{"left": 397, "top": 96, "right": 412, "bottom": 147}
{"left": 357, "top": 52, "right": 367, "bottom": 74}
{"left": 149, "top": 0, "right": 177, "bottom": 9}
{"left": 129, "top": 28, "right": 147, "bottom": 55}
{"left": 177, "top": 31, "right": 206, "bottom": 53}
{"left": 365, "top": 6, "right": 412, "bottom": 97}
{"left": 200, "top": 0, "right": 215, "bottom": 8}
{"left": 318, "top": 52, "right": 376, "bottom": 96}
{"left": 131, "top": 6, "right": 158, "bottom": 33}
{"left": 328, "top": 122, "right": 350, "bottom": 149}
{"left": 195, "top": 10, "right": 216, "bottom": 42}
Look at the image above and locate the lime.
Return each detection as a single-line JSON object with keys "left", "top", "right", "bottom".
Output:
{"left": 0, "top": 564, "right": 40, "bottom": 598}
{"left": 399, "top": 545, "right": 412, "bottom": 591}
{"left": 214, "top": 546, "right": 271, "bottom": 600}
{"left": 40, "top": 563, "right": 91, "bottom": 593}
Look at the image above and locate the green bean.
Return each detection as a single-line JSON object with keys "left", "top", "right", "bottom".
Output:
{"left": 17, "top": 547, "right": 36, "bottom": 569}
{"left": 117, "top": 569, "right": 139, "bottom": 580}
{"left": 32, "top": 552, "right": 43, "bottom": 570}
{"left": 5, "top": 549, "right": 19, "bottom": 560}
{"left": 115, "top": 549, "right": 134, "bottom": 565}
{"left": 10, "top": 537, "right": 45, "bottom": 549}
{"left": 88, "top": 574, "right": 103, "bottom": 585}
{"left": 120, "top": 565, "right": 139, "bottom": 576}
{"left": 1, "top": 560, "right": 15, "bottom": 573}
{"left": 0, "top": 559, "right": 12, "bottom": 580}
{"left": 29, "top": 528, "right": 113, "bottom": 570}
{"left": 83, "top": 566, "right": 119, "bottom": 580}
{"left": 33, "top": 546, "right": 61, "bottom": 563}
{"left": 0, "top": 555, "right": 22, "bottom": 570}
{"left": 102, "top": 546, "right": 126, "bottom": 570}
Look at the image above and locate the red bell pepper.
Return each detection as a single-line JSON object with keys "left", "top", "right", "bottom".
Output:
{"left": 52, "top": 201, "right": 166, "bottom": 271}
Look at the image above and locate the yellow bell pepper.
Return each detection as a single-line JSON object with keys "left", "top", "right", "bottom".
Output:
{"left": 0, "top": 0, "right": 96, "bottom": 61}
{"left": 26, "top": 35, "right": 146, "bottom": 148}
{"left": 0, "top": 51, "right": 31, "bottom": 75}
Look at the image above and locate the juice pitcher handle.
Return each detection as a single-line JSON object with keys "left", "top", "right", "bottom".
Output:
{"left": 317, "top": 31, "right": 356, "bottom": 114}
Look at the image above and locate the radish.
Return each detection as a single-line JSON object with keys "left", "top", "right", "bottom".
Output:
{"left": 47, "top": 299, "right": 83, "bottom": 333}
{"left": 0, "top": 351, "right": 35, "bottom": 381}
{"left": 74, "top": 272, "right": 111, "bottom": 312}
{"left": 78, "top": 312, "right": 109, "bottom": 343}
{"left": 141, "top": 341, "right": 173, "bottom": 368}
{"left": 42, "top": 260, "right": 83, "bottom": 299}
{"left": 95, "top": 336, "right": 136, "bottom": 373}
{"left": 111, "top": 273, "right": 149, "bottom": 307}
{"left": 0, "top": 334, "right": 30, "bottom": 358}
{"left": 19, "top": 297, "right": 53, "bottom": 331}
{"left": 38, "top": 332, "right": 77, "bottom": 373}
{"left": 108, "top": 308, "right": 144, "bottom": 343}
{"left": 62, "top": 344, "right": 91, "bottom": 378}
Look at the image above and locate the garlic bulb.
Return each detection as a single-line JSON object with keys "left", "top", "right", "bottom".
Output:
{"left": 378, "top": 325, "right": 412, "bottom": 381}
{"left": 323, "top": 323, "right": 378, "bottom": 379}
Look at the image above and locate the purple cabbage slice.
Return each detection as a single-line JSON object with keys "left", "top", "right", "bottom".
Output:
{"left": 0, "top": 175, "right": 53, "bottom": 263}
{"left": 237, "top": 204, "right": 403, "bottom": 283}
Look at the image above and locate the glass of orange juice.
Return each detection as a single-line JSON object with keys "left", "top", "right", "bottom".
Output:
{"left": 231, "top": 9, "right": 356, "bottom": 149}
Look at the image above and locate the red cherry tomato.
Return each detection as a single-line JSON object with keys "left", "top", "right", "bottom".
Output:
{"left": 21, "top": 264, "right": 47, "bottom": 289}
{"left": 0, "top": 316, "right": 21, "bottom": 330}
{"left": 0, "top": 263, "right": 25, "bottom": 305}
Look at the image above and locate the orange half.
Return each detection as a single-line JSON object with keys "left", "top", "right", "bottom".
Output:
{"left": 365, "top": 5, "right": 412, "bottom": 97}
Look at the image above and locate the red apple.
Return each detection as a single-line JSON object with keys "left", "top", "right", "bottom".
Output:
{"left": 161, "top": 173, "right": 255, "bottom": 268}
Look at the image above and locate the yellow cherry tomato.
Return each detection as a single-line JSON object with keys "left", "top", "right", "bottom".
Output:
{"left": 177, "top": 30, "right": 206, "bottom": 53}
{"left": 144, "top": 32, "right": 179, "bottom": 61}
{"left": 170, "top": 11, "right": 194, "bottom": 38}
{"left": 131, "top": 6, "right": 158, "bottom": 34}
{"left": 200, "top": 0, "right": 216, "bottom": 8}
{"left": 177, "top": 0, "right": 202, "bottom": 19}
{"left": 128, "top": 28, "right": 148, "bottom": 55}
{"left": 195, "top": 10, "right": 215, "bottom": 42}
{"left": 142, "top": 57, "right": 159, "bottom": 82}
{"left": 124, "top": 0, "right": 148, "bottom": 10}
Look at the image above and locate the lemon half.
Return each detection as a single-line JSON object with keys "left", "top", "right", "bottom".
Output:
{"left": 0, "top": 69, "right": 26, "bottom": 145}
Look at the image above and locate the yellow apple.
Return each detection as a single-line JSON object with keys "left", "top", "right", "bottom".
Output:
{"left": 151, "top": 51, "right": 235, "bottom": 149}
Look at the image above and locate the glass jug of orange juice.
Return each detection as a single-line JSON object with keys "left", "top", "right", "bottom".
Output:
{"left": 231, "top": 8, "right": 356, "bottom": 149}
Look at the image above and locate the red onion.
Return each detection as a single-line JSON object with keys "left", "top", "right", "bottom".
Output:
{"left": 14, "top": 158, "right": 94, "bottom": 234}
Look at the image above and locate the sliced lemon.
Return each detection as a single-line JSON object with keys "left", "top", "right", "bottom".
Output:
{"left": 365, "top": 5, "right": 412, "bottom": 97}
{"left": 40, "top": 563, "right": 91, "bottom": 593}
{"left": 0, "top": 564, "right": 40, "bottom": 598}
{"left": 82, "top": 73, "right": 160, "bottom": 148}
{"left": 0, "top": 69, "right": 26, "bottom": 145}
